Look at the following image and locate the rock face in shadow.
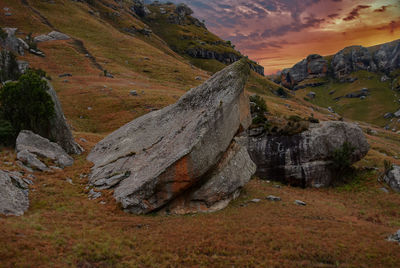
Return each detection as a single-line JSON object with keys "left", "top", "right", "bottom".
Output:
{"left": 88, "top": 59, "right": 256, "bottom": 214}
{"left": 45, "top": 80, "right": 83, "bottom": 155}
{"left": 281, "top": 54, "right": 327, "bottom": 88}
{"left": 247, "top": 121, "right": 369, "bottom": 187}
{"left": 0, "top": 170, "right": 29, "bottom": 216}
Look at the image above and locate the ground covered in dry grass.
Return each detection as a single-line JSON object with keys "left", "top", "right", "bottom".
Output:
{"left": 1, "top": 135, "right": 400, "bottom": 267}
{"left": 1, "top": 1, "right": 400, "bottom": 267}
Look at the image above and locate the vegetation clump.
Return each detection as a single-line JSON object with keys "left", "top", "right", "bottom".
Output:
{"left": 0, "top": 28, "right": 7, "bottom": 40}
{"left": 0, "top": 70, "right": 55, "bottom": 145}
{"left": 331, "top": 142, "right": 356, "bottom": 178}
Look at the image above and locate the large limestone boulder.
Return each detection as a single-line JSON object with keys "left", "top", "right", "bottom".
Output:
{"left": 0, "top": 170, "right": 29, "bottom": 216}
{"left": 384, "top": 165, "right": 400, "bottom": 192}
{"left": 16, "top": 130, "right": 74, "bottom": 169}
{"left": 88, "top": 59, "right": 255, "bottom": 214}
{"left": 247, "top": 121, "right": 369, "bottom": 187}
{"left": 45, "top": 80, "right": 83, "bottom": 155}
{"left": 163, "top": 140, "right": 256, "bottom": 214}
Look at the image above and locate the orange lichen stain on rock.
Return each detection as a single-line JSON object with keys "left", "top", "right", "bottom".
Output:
{"left": 171, "top": 156, "right": 193, "bottom": 194}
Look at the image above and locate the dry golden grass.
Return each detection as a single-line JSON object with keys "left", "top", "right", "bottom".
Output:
{"left": 1, "top": 136, "right": 400, "bottom": 267}
{"left": 1, "top": 1, "right": 400, "bottom": 267}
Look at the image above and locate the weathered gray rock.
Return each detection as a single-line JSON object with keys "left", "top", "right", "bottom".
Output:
{"left": 384, "top": 165, "right": 400, "bottom": 192}
{"left": 388, "top": 230, "right": 400, "bottom": 243}
{"left": 332, "top": 46, "right": 377, "bottom": 79}
{"left": 281, "top": 54, "right": 327, "bottom": 88}
{"left": 163, "top": 141, "right": 256, "bottom": 214}
{"left": 34, "top": 31, "right": 70, "bottom": 43}
{"left": 0, "top": 28, "right": 26, "bottom": 55}
{"left": 248, "top": 121, "right": 369, "bottom": 187}
{"left": 0, "top": 170, "right": 29, "bottom": 216}
{"left": 16, "top": 130, "right": 74, "bottom": 169}
{"left": 266, "top": 195, "right": 281, "bottom": 201}
{"left": 88, "top": 59, "right": 254, "bottom": 214}
{"left": 45, "top": 80, "right": 83, "bottom": 154}
{"left": 17, "top": 150, "right": 48, "bottom": 171}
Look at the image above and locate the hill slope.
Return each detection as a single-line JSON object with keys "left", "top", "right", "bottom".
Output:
{"left": 277, "top": 40, "right": 400, "bottom": 128}
{"left": 1, "top": 1, "right": 400, "bottom": 267}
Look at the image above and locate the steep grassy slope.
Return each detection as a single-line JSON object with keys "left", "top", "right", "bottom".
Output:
{"left": 0, "top": 0, "right": 211, "bottom": 134}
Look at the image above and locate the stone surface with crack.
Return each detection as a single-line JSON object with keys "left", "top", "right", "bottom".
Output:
{"left": 87, "top": 59, "right": 255, "bottom": 214}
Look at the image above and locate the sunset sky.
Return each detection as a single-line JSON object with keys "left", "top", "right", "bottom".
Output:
{"left": 164, "top": 0, "right": 400, "bottom": 74}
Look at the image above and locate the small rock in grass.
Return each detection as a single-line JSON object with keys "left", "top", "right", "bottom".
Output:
{"left": 380, "top": 187, "right": 389, "bottom": 193}
{"left": 266, "top": 195, "right": 281, "bottom": 201}
{"left": 88, "top": 189, "right": 102, "bottom": 200}
{"left": 274, "top": 184, "right": 281, "bottom": 188}
{"left": 294, "top": 200, "right": 306, "bottom": 206}
{"left": 387, "top": 230, "right": 400, "bottom": 243}
{"left": 66, "top": 177, "right": 74, "bottom": 185}
{"left": 250, "top": 198, "right": 261, "bottom": 203}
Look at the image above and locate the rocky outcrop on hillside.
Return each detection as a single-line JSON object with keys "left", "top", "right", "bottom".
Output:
{"left": 247, "top": 121, "right": 369, "bottom": 187}
{"left": 0, "top": 50, "right": 29, "bottom": 82}
{"left": 186, "top": 47, "right": 264, "bottom": 75}
{"left": 281, "top": 54, "right": 327, "bottom": 88}
{"left": 0, "top": 28, "right": 27, "bottom": 56}
{"left": 16, "top": 130, "right": 74, "bottom": 170}
{"left": 130, "top": 0, "right": 151, "bottom": 17}
{"left": 282, "top": 39, "right": 400, "bottom": 88}
{"left": 384, "top": 165, "right": 400, "bottom": 192}
{"left": 88, "top": 59, "right": 256, "bottom": 214}
{"left": 34, "top": 31, "right": 70, "bottom": 43}
{"left": 45, "top": 80, "right": 83, "bottom": 155}
{"left": 0, "top": 170, "right": 29, "bottom": 216}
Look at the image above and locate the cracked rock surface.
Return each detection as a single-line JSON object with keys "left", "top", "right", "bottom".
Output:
{"left": 88, "top": 59, "right": 255, "bottom": 214}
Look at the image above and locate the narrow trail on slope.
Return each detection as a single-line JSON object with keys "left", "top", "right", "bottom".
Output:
{"left": 21, "top": 0, "right": 104, "bottom": 71}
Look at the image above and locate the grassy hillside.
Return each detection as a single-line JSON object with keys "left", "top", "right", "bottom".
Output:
{"left": 1, "top": 1, "right": 400, "bottom": 267}
{"left": 295, "top": 71, "right": 399, "bottom": 128}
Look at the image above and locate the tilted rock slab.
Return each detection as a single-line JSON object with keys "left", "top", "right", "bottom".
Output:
{"left": 46, "top": 80, "right": 83, "bottom": 155}
{"left": 16, "top": 130, "right": 74, "bottom": 169}
{"left": 384, "top": 165, "right": 400, "bottom": 192}
{"left": 247, "top": 121, "right": 369, "bottom": 187}
{"left": 88, "top": 59, "right": 255, "bottom": 214}
{"left": 0, "top": 170, "right": 29, "bottom": 216}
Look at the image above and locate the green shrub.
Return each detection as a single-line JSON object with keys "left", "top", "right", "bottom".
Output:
{"left": 0, "top": 119, "right": 15, "bottom": 146}
{"left": 331, "top": 142, "right": 356, "bottom": 177}
{"left": 384, "top": 160, "right": 393, "bottom": 173}
{"left": 26, "top": 33, "right": 37, "bottom": 51}
{"left": 0, "top": 28, "right": 7, "bottom": 40}
{"left": 288, "top": 115, "right": 301, "bottom": 122}
{"left": 249, "top": 95, "right": 268, "bottom": 114}
{"left": 0, "top": 70, "right": 55, "bottom": 137}
{"left": 308, "top": 117, "right": 319, "bottom": 123}
{"left": 276, "top": 87, "right": 288, "bottom": 98}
